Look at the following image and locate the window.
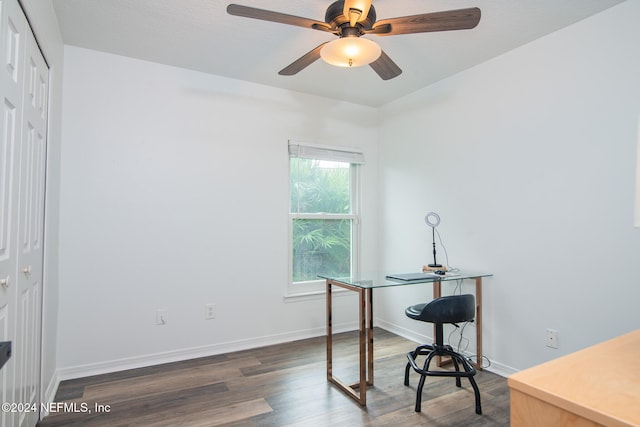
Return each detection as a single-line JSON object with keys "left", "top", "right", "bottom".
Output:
{"left": 288, "top": 142, "right": 363, "bottom": 296}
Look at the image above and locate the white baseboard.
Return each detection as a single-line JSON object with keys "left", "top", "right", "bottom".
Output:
{"left": 55, "top": 321, "right": 358, "bottom": 381}
{"left": 375, "top": 318, "right": 430, "bottom": 345}
{"left": 41, "top": 370, "right": 60, "bottom": 417}
{"left": 483, "top": 359, "right": 518, "bottom": 377}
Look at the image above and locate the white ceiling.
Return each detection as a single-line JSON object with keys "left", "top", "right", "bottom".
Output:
{"left": 52, "top": 0, "right": 625, "bottom": 107}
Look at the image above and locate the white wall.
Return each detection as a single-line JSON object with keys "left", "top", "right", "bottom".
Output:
{"left": 19, "top": 0, "right": 65, "bottom": 404}
{"left": 377, "top": 0, "right": 640, "bottom": 373}
{"left": 56, "top": 46, "right": 379, "bottom": 376}
{"left": 55, "top": 0, "right": 640, "bottom": 380}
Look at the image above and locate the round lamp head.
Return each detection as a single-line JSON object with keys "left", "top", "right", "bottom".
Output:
{"left": 320, "top": 37, "right": 381, "bottom": 68}
{"left": 424, "top": 212, "right": 441, "bottom": 228}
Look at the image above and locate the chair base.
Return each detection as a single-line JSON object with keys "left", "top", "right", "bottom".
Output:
{"left": 405, "top": 343, "right": 482, "bottom": 414}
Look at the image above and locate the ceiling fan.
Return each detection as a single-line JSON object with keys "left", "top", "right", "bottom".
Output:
{"left": 227, "top": 0, "right": 480, "bottom": 80}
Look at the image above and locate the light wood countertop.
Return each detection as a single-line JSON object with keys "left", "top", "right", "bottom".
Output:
{"left": 508, "top": 329, "right": 640, "bottom": 427}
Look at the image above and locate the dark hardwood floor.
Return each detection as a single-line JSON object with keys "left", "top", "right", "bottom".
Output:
{"left": 38, "top": 328, "right": 510, "bottom": 426}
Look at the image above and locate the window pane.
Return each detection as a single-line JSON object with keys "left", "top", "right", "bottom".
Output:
{"left": 292, "top": 218, "right": 351, "bottom": 282}
{"left": 290, "top": 158, "right": 350, "bottom": 214}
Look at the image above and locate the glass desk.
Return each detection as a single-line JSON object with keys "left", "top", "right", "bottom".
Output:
{"left": 319, "top": 271, "right": 492, "bottom": 406}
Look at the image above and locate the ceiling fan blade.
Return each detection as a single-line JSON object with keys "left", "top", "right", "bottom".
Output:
{"left": 227, "top": 4, "right": 335, "bottom": 33}
{"left": 279, "top": 42, "right": 329, "bottom": 76}
{"left": 372, "top": 7, "right": 480, "bottom": 36}
{"left": 369, "top": 50, "right": 402, "bottom": 80}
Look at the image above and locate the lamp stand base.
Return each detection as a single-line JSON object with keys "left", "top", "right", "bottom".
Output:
{"left": 423, "top": 264, "right": 446, "bottom": 272}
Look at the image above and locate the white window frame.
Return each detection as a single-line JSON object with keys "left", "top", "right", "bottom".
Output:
{"left": 286, "top": 142, "right": 363, "bottom": 299}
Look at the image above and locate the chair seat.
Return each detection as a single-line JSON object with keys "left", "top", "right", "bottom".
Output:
{"left": 405, "top": 303, "right": 427, "bottom": 320}
{"left": 406, "top": 294, "right": 475, "bottom": 324}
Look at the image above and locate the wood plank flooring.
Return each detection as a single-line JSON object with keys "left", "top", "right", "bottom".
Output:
{"left": 37, "top": 328, "right": 510, "bottom": 426}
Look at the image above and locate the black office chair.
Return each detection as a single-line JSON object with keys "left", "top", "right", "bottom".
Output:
{"left": 404, "top": 294, "right": 482, "bottom": 414}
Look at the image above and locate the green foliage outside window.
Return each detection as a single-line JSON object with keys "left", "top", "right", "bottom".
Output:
{"left": 290, "top": 158, "right": 352, "bottom": 282}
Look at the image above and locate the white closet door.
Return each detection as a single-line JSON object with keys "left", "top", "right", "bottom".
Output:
{"left": 0, "top": 0, "right": 48, "bottom": 425}
{"left": 1, "top": 0, "right": 28, "bottom": 425}
{"left": 14, "top": 18, "right": 48, "bottom": 427}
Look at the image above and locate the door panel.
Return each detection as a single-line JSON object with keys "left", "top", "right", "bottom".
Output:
{"left": 14, "top": 17, "right": 48, "bottom": 427}
{"left": 0, "top": 0, "right": 27, "bottom": 425}
{"left": 0, "top": 0, "right": 48, "bottom": 425}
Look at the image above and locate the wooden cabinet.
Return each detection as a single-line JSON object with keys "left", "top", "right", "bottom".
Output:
{"left": 508, "top": 330, "right": 640, "bottom": 427}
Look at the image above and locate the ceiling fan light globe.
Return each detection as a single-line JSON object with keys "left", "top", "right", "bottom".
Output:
{"left": 320, "top": 37, "right": 381, "bottom": 68}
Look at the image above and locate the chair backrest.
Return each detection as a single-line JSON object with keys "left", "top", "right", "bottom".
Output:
{"left": 418, "top": 294, "right": 475, "bottom": 324}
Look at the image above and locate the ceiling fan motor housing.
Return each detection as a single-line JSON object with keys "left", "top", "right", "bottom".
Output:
{"left": 325, "top": 0, "right": 377, "bottom": 34}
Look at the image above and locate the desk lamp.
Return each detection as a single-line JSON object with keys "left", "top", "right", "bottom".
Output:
{"left": 425, "top": 212, "right": 442, "bottom": 268}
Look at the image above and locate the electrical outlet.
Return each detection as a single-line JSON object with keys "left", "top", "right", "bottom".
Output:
{"left": 205, "top": 304, "right": 216, "bottom": 320}
{"left": 545, "top": 328, "right": 559, "bottom": 349}
{"left": 156, "top": 309, "right": 168, "bottom": 325}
